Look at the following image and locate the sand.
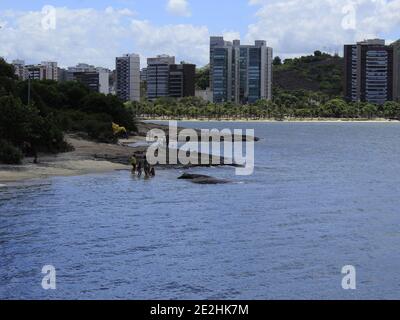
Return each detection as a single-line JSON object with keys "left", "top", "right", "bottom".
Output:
{"left": 0, "top": 134, "right": 144, "bottom": 183}
{"left": 0, "top": 122, "right": 235, "bottom": 183}
{"left": 0, "top": 160, "right": 128, "bottom": 182}
{"left": 140, "top": 117, "right": 399, "bottom": 123}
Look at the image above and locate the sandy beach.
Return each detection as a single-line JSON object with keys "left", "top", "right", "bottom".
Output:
{"left": 140, "top": 117, "right": 399, "bottom": 123}
{"left": 0, "top": 122, "right": 236, "bottom": 183}
{"left": 3, "top": 117, "right": 391, "bottom": 184}
{"left": 0, "top": 135, "right": 141, "bottom": 183}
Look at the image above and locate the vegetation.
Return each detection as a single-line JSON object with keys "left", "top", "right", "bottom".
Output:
{"left": 274, "top": 51, "right": 343, "bottom": 96}
{"left": 0, "top": 139, "right": 23, "bottom": 164}
{"left": 0, "top": 58, "right": 137, "bottom": 164}
{"left": 1, "top": 49, "right": 398, "bottom": 164}
{"left": 180, "top": 51, "right": 399, "bottom": 120}
{"left": 195, "top": 65, "right": 210, "bottom": 90}
{"left": 127, "top": 93, "right": 400, "bottom": 121}
{"left": 194, "top": 52, "right": 344, "bottom": 97}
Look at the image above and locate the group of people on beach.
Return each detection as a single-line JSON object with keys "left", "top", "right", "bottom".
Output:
{"left": 129, "top": 155, "right": 155, "bottom": 178}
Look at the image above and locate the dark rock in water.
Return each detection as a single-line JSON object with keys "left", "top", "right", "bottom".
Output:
{"left": 178, "top": 173, "right": 230, "bottom": 184}
{"left": 178, "top": 173, "right": 209, "bottom": 180}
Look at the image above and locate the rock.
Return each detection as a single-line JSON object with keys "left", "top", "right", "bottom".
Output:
{"left": 178, "top": 173, "right": 209, "bottom": 180}
{"left": 178, "top": 173, "right": 230, "bottom": 184}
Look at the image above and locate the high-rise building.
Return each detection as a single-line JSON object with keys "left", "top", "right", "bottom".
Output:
{"left": 73, "top": 72, "right": 102, "bottom": 92}
{"left": 12, "top": 60, "right": 27, "bottom": 80}
{"left": 26, "top": 64, "right": 47, "bottom": 80}
{"left": 210, "top": 37, "right": 273, "bottom": 104}
{"left": 146, "top": 55, "right": 196, "bottom": 100}
{"left": 209, "top": 36, "right": 228, "bottom": 90}
{"left": 169, "top": 63, "right": 196, "bottom": 98}
{"left": 147, "top": 55, "right": 175, "bottom": 100}
{"left": 392, "top": 40, "right": 400, "bottom": 102}
{"left": 12, "top": 60, "right": 58, "bottom": 81}
{"left": 57, "top": 67, "right": 69, "bottom": 82}
{"left": 67, "top": 63, "right": 110, "bottom": 94}
{"left": 116, "top": 54, "right": 140, "bottom": 102}
{"left": 140, "top": 68, "right": 148, "bottom": 82}
{"left": 41, "top": 61, "right": 58, "bottom": 81}
{"left": 344, "top": 39, "right": 394, "bottom": 104}
{"left": 68, "top": 63, "right": 97, "bottom": 74}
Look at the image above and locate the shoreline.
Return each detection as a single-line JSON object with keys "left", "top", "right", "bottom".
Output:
{"left": 2, "top": 118, "right": 396, "bottom": 184}
{"left": 0, "top": 122, "right": 237, "bottom": 184}
{"left": 140, "top": 117, "right": 399, "bottom": 123}
{"left": 0, "top": 135, "right": 138, "bottom": 183}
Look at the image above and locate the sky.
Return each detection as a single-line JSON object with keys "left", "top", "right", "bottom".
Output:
{"left": 0, "top": 0, "right": 399, "bottom": 69}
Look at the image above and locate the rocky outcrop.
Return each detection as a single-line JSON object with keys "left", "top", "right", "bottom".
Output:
{"left": 178, "top": 173, "right": 230, "bottom": 185}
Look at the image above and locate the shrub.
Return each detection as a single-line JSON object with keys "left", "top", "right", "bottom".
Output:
{"left": 0, "top": 139, "right": 23, "bottom": 164}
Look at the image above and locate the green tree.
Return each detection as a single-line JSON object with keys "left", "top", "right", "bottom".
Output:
{"left": 321, "top": 99, "right": 347, "bottom": 118}
{"left": 195, "top": 65, "right": 210, "bottom": 90}
{"left": 273, "top": 56, "right": 282, "bottom": 66}
{"left": 383, "top": 101, "right": 400, "bottom": 119}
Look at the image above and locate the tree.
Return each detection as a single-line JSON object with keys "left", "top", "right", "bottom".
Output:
{"left": 0, "top": 96, "right": 38, "bottom": 146}
{"left": 360, "top": 103, "right": 378, "bottom": 119}
{"left": 273, "top": 56, "right": 282, "bottom": 66}
{"left": 0, "top": 58, "right": 16, "bottom": 79}
{"left": 195, "top": 65, "right": 210, "bottom": 90}
{"left": 321, "top": 99, "right": 347, "bottom": 118}
{"left": 383, "top": 101, "right": 400, "bottom": 119}
{"left": 81, "top": 93, "right": 136, "bottom": 131}
{"left": 314, "top": 50, "right": 322, "bottom": 57}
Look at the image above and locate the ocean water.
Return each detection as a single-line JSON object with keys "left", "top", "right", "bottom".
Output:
{"left": 1, "top": 121, "right": 400, "bottom": 300}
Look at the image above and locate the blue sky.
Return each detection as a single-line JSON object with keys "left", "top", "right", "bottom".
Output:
{"left": 0, "top": 0, "right": 399, "bottom": 69}
{"left": 0, "top": 0, "right": 254, "bottom": 32}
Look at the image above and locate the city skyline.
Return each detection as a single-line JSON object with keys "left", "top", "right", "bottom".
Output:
{"left": 0, "top": 1, "right": 399, "bottom": 69}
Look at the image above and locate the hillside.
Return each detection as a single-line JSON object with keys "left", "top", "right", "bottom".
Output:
{"left": 273, "top": 52, "right": 344, "bottom": 96}
{"left": 195, "top": 52, "right": 344, "bottom": 97}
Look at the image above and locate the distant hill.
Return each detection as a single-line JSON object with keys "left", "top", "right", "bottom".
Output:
{"left": 273, "top": 52, "right": 344, "bottom": 96}
{"left": 195, "top": 52, "right": 344, "bottom": 97}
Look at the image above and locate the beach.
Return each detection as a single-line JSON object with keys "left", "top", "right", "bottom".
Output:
{"left": 139, "top": 117, "right": 398, "bottom": 123}
{"left": 0, "top": 135, "right": 136, "bottom": 183}
{"left": 1, "top": 118, "right": 395, "bottom": 183}
{"left": 0, "top": 122, "right": 238, "bottom": 183}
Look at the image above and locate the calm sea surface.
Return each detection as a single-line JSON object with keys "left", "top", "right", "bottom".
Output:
{"left": 1, "top": 121, "right": 400, "bottom": 299}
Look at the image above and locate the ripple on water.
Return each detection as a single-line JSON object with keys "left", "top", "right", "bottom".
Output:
{"left": 2, "top": 122, "right": 400, "bottom": 299}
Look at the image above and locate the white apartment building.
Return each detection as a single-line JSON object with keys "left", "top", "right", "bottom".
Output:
{"left": 116, "top": 54, "right": 141, "bottom": 102}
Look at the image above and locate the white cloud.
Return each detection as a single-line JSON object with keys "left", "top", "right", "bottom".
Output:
{"left": 222, "top": 31, "right": 241, "bottom": 42}
{"left": 166, "top": 0, "right": 191, "bottom": 17}
{"left": 0, "top": 7, "right": 135, "bottom": 68}
{"left": 246, "top": 0, "right": 400, "bottom": 57}
{"left": 131, "top": 20, "right": 209, "bottom": 66}
{"left": 0, "top": 6, "right": 213, "bottom": 68}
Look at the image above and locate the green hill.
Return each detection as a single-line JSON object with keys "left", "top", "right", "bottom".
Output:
{"left": 196, "top": 51, "right": 344, "bottom": 97}
{"left": 273, "top": 51, "right": 344, "bottom": 96}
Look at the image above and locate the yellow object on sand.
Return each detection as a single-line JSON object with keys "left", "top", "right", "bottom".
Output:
{"left": 112, "top": 122, "right": 127, "bottom": 136}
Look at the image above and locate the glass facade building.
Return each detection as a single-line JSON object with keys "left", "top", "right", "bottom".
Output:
{"left": 345, "top": 39, "right": 394, "bottom": 104}
{"left": 210, "top": 37, "right": 272, "bottom": 104}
